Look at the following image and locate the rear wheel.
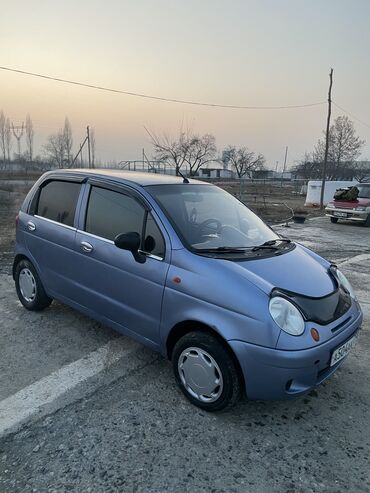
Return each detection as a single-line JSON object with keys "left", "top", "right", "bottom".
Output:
{"left": 172, "top": 331, "right": 242, "bottom": 411}
{"left": 330, "top": 217, "right": 338, "bottom": 223}
{"left": 15, "top": 259, "right": 52, "bottom": 311}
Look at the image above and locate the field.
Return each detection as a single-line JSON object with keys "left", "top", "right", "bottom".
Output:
{"left": 208, "top": 178, "right": 321, "bottom": 224}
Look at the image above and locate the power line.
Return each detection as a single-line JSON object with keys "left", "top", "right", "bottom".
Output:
{"left": 332, "top": 101, "right": 370, "bottom": 130}
{"left": 0, "top": 65, "right": 326, "bottom": 110}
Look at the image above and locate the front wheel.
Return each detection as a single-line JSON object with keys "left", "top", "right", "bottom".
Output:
{"left": 364, "top": 214, "right": 370, "bottom": 228}
{"left": 172, "top": 331, "right": 242, "bottom": 411}
{"left": 330, "top": 217, "right": 339, "bottom": 223}
{"left": 15, "top": 259, "right": 52, "bottom": 311}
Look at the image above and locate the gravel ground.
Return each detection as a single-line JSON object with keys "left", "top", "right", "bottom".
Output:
{"left": 0, "top": 211, "right": 369, "bottom": 492}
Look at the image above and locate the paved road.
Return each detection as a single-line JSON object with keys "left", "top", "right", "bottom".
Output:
{"left": 0, "top": 217, "right": 369, "bottom": 492}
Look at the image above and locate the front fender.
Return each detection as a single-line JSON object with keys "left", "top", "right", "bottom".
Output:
{"left": 160, "top": 284, "right": 280, "bottom": 354}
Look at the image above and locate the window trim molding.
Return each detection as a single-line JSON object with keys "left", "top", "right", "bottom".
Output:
{"left": 76, "top": 229, "right": 165, "bottom": 261}
{"left": 34, "top": 214, "right": 77, "bottom": 231}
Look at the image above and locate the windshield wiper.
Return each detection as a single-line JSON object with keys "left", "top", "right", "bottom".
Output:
{"left": 197, "top": 246, "right": 249, "bottom": 253}
{"left": 198, "top": 239, "right": 292, "bottom": 254}
{"left": 252, "top": 238, "right": 291, "bottom": 251}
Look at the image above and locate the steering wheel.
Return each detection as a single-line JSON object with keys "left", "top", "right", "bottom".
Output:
{"left": 199, "top": 218, "right": 222, "bottom": 237}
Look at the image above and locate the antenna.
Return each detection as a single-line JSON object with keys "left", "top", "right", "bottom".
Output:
{"left": 177, "top": 168, "right": 189, "bottom": 183}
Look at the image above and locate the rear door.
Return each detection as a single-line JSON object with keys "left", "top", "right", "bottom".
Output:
{"left": 73, "top": 182, "right": 170, "bottom": 346}
{"left": 24, "top": 178, "right": 83, "bottom": 297}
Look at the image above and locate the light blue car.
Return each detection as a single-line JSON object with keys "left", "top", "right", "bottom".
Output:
{"left": 14, "top": 170, "right": 363, "bottom": 411}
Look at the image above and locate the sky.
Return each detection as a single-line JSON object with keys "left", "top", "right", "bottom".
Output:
{"left": 1, "top": 0, "right": 370, "bottom": 168}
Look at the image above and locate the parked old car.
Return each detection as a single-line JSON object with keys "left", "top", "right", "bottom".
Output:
{"left": 13, "top": 170, "right": 363, "bottom": 410}
{"left": 325, "top": 183, "right": 370, "bottom": 226}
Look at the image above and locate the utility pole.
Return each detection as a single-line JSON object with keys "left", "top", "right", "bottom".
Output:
{"left": 281, "top": 146, "right": 288, "bottom": 187}
{"left": 320, "top": 68, "right": 333, "bottom": 209}
{"left": 87, "top": 126, "right": 92, "bottom": 168}
{"left": 71, "top": 133, "right": 88, "bottom": 168}
{"left": 283, "top": 146, "right": 288, "bottom": 173}
{"left": 11, "top": 122, "right": 25, "bottom": 158}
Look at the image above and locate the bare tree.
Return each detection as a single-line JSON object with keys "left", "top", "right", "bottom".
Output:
{"left": 90, "top": 127, "right": 96, "bottom": 167}
{"left": 0, "top": 111, "right": 6, "bottom": 163}
{"left": 293, "top": 153, "right": 322, "bottom": 179}
{"left": 25, "top": 114, "right": 34, "bottom": 162}
{"left": 5, "top": 118, "right": 12, "bottom": 163}
{"left": 44, "top": 131, "right": 66, "bottom": 168}
{"left": 183, "top": 134, "right": 217, "bottom": 176}
{"left": 63, "top": 117, "right": 73, "bottom": 166}
{"left": 352, "top": 161, "right": 370, "bottom": 183}
{"left": 224, "top": 145, "right": 265, "bottom": 178}
{"left": 148, "top": 129, "right": 191, "bottom": 175}
{"left": 148, "top": 128, "right": 216, "bottom": 176}
{"left": 314, "top": 115, "right": 365, "bottom": 179}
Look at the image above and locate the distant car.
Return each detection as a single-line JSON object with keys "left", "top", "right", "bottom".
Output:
{"left": 13, "top": 169, "right": 363, "bottom": 411}
{"left": 325, "top": 183, "right": 370, "bottom": 226}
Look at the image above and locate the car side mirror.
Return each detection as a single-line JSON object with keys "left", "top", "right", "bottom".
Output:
{"left": 114, "top": 232, "right": 146, "bottom": 263}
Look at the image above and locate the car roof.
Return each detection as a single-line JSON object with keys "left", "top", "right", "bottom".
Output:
{"left": 50, "top": 168, "right": 207, "bottom": 186}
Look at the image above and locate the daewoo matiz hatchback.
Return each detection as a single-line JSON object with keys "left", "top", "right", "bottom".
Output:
{"left": 14, "top": 170, "right": 363, "bottom": 411}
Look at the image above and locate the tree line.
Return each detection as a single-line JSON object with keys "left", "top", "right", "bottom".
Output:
{"left": 1, "top": 108, "right": 367, "bottom": 180}
{"left": 148, "top": 128, "right": 265, "bottom": 177}
{"left": 0, "top": 110, "right": 95, "bottom": 169}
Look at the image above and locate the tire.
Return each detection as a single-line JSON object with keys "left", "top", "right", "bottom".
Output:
{"left": 15, "top": 259, "right": 52, "bottom": 311}
{"left": 330, "top": 217, "right": 338, "bottom": 223}
{"left": 364, "top": 214, "right": 370, "bottom": 228}
{"left": 172, "top": 331, "right": 243, "bottom": 411}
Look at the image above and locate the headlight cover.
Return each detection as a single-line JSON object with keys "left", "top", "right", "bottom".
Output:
{"left": 269, "top": 296, "right": 305, "bottom": 336}
{"left": 335, "top": 268, "right": 357, "bottom": 300}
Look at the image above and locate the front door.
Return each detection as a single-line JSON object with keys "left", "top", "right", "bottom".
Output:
{"left": 73, "top": 183, "right": 170, "bottom": 346}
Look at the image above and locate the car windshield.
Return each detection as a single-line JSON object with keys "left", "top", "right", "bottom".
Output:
{"left": 146, "top": 184, "right": 279, "bottom": 250}
{"left": 358, "top": 185, "right": 370, "bottom": 198}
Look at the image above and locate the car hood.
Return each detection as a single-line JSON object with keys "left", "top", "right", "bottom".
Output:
{"left": 224, "top": 243, "right": 335, "bottom": 298}
{"left": 333, "top": 198, "right": 370, "bottom": 208}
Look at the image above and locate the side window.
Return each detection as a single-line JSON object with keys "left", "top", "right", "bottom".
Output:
{"left": 85, "top": 186, "right": 145, "bottom": 241}
{"left": 143, "top": 213, "right": 165, "bottom": 258}
{"left": 36, "top": 180, "right": 81, "bottom": 227}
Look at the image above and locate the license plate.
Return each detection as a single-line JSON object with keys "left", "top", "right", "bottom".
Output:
{"left": 333, "top": 212, "right": 348, "bottom": 218}
{"left": 330, "top": 335, "right": 357, "bottom": 367}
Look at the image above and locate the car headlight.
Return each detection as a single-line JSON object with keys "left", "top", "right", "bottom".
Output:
{"left": 269, "top": 296, "right": 305, "bottom": 336}
{"left": 335, "top": 268, "right": 357, "bottom": 300}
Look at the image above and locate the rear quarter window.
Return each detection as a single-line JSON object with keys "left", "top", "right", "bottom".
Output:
{"left": 36, "top": 180, "right": 81, "bottom": 227}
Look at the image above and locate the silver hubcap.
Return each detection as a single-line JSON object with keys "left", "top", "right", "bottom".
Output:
{"left": 19, "top": 268, "right": 37, "bottom": 302}
{"left": 178, "top": 347, "right": 224, "bottom": 403}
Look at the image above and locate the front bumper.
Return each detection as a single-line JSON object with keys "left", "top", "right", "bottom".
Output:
{"left": 229, "top": 312, "right": 362, "bottom": 400}
{"left": 325, "top": 207, "right": 369, "bottom": 222}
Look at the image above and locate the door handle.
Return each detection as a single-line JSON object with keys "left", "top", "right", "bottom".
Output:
{"left": 80, "top": 241, "right": 94, "bottom": 253}
{"left": 27, "top": 221, "right": 36, "bottom": 232}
